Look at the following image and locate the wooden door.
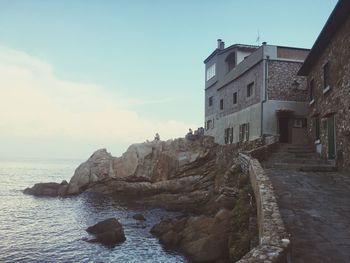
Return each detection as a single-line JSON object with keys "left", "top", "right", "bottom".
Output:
{"left": 279, "top": 118, "right": 289, "bottom": 143}
{"left": 327, "top": 115, "right": 335, "bottom": 159}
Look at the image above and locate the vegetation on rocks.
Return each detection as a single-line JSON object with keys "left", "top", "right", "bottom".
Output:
{"left": 228, "top": 174, "right": 258, "bottom": 262}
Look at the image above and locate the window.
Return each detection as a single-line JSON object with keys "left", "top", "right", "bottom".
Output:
{"left": 206, "top": 120, "right": 211, "bottom": 130}
{"left": 224, "top": 128, "right": 230, "bottom": 144}
{"left": 315, "top": 118, "right": 320, "bottom": 140}
{"left": 220, "top": 99, "right": 224, "bottom": 110}
{"left": 309, "top": 79, "right": 314, "bottom": 102}
{"left": 233, "top": 92, "right": 237, "bottom": 104}
{"left": 239, "top": 123, "right": 249, "bottom": 142}
{"left": 323, "top": 62, "right": 330, "bottom": 91}
{"left": 247, "top": 82, "right": 254, "bottom": 98}
{"left": 206, "top": 119, "right": 214, "bottom": 130}
{"left": 206, "top": 63, "right": 216, "bottom": 81}
{"left": 224, "top": 127, "right": 234, "bottom": 144}
{"left": 225, "top": 52, "right": 236, "bottom": 72}
{"left": 208, "top": 96, "right": 213, "bottom": 107}
{"left": 294, "top": 118, "right": 307, "bottom": 128}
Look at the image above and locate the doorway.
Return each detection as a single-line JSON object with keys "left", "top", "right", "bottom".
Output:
{"left": 279, "top": 117, "right": 289, "bottom": 143}
{"left": 327, "top": 115, "right": 336, "bottom": 159}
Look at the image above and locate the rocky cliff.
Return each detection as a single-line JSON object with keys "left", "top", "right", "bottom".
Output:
{"left": 24, "top": 136, "right": 261, "bottom": 262}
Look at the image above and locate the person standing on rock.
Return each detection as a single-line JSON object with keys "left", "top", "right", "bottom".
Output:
{"left": 154, "top": 133, "right": 160, "bottom": 141}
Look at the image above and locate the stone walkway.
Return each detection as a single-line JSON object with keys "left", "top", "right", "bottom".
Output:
{"left": 265, "top": 169, "right": 350, "bottom": 263}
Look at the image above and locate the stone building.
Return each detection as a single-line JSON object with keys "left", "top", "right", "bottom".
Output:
{"left": 204, "top": 40, "right": 310, "bottom": 145}
{"left": 298, "top": 0, "right": 350, "bottom": 170}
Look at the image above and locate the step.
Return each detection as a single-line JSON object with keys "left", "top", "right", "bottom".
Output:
{"left": 278, "top": 144, "right": 314, "bottom": 149}
{"left": 264, "top": 162, "right": 337, "bottom": 172}
{"left": 267, "top": 158, "right": 329, "bottom": 165}
{"left": 269, "top": 153, "right": 321, "bottom": 160}
{"left": 279, "top": 148, "right": 315, "bottom": 153}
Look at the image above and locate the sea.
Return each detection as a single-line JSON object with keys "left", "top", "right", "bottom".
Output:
{"left": 0, "top": 158, "right": 187, "bottom": 263}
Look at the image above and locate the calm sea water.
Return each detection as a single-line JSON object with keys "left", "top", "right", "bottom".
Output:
{"left": 0, "top": 158, "right": 187, "bottom": 263}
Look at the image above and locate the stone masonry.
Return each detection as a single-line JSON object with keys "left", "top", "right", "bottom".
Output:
{"left": 305, "top": 12, "right": 350, "bottom": 170}
{"left": 238, "top": 152, "right": 290, "bottom": 263}
{"left": 268, "top": 61, "right": 308, "bottom": 102}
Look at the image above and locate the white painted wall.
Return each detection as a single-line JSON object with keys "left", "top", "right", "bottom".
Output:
{"left": 205, "top": 103, "right": 262, "bottom": 144}
{"left": 236, "top": 50, "right": 253, "bottom": 65}
{"left": 262, "top": 100, "right": 308, "bottom": 135}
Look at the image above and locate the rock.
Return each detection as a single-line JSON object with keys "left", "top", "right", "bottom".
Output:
{"left": 161, "top": 230, "right": 181, "bottom": 247}
{"left": 61, "top": 180, "right": 68, "bottom": 185}
{"left": 57, "top": 184, "right": 68, "bottom": 196}
{"left": 215, "top": 208, "right": 232, "bottom": 222}
{"left": 23, "top": 181, "right": 68, "bottom": 197}
{"left": 86, "top": 218, "right": 125, "bottom": 246}
{"left": 182, "top": 234, "right": 227, "bottom": 262}
{"left": 26, "top": 136, "right": 221, "bottom": 198}
{"left": 151, "top": 212, "right": 232, "bottom": 262}
{"left": 66, "top": 183, "right": 80, "bottom": 195}
{"left": 67, "top": 149, "right": 115, "bottom": 195}
{"left": 151, "top": 219, "right": 174, "bottom": 236}
{"left": 132, "top": 214, "right": 146, "bottom": 221}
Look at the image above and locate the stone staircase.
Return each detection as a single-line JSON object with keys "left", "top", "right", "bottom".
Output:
{"left": 263, "top": 144, "right": 337, "bottom": 172}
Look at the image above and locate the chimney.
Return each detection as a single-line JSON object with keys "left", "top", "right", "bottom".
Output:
{"left": 217, "top": 39, "right": 225, "bottom": 50}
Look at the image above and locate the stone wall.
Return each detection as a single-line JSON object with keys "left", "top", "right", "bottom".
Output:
{"left": 238, "top": 153, "right": 290, "bottom": 263}
{"left": 306, "top": 14, "right": 350, "bottom": 171}
{"left": 268, "top": 60, "right": 308, "bottom": 102}
{"left": 243, "top": 136, "right": 280, "bottom": 162}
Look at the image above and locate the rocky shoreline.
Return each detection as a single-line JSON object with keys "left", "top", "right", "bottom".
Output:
{"left": 24, "top": 136, "right": 261, "bottom": 262}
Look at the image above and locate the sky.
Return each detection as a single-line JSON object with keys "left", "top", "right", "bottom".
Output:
{"left": 0, "top": 0, "right": 338, "bottom": 159}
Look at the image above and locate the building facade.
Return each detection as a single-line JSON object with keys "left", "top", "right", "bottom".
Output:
{"left": 298, "top": 0, "right": 350, "bottom": 170}
{"left": 204, "top": 40, "right": 310, "bottom": 145}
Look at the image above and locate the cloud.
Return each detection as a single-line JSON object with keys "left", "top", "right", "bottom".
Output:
{"left": 0, "top": 46, "right": 196, "bottom": 157}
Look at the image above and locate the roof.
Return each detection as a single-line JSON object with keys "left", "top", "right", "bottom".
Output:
{"left": 203, "top": 44, "right": 259, "bottom": 64}
{"left": 298, "top": 0, "right": 350, "bottom": 76}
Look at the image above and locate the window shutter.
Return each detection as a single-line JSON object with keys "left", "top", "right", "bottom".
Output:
{"left": 246, "top": 123, "right": 250, "bottom": 141}
{"left": 302, "top": 118, "right": 307, "bottom": 128}
{"left": 239, "top": 125, "right": 243, "bottom": 142}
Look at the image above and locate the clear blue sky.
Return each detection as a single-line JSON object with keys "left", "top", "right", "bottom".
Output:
{"left": 0, "top": 0, "right": 338, "bottom": 159}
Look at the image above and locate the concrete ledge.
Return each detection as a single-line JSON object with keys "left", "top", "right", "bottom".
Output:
{"left": 238, "top": 153, "right": 290, "bottom": 263}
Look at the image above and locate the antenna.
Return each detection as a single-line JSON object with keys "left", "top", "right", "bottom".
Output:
{"left": 256, "top": 29, "right": 260, "bottom": 44}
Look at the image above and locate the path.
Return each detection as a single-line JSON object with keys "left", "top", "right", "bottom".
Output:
{"left": 266, "top": 168, "right": 350, "bottom": 263}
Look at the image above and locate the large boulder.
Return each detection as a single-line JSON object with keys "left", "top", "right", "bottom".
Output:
{"left": 23, "top": 180, "right": 68, "bottom": 197}
{"left": 67, "top": 149, "right": 115, "bottom": 195}
{"left": 151, "top": 209, "right": 232, "bottom": 262}
{"left": 112, "top": 137, "right": 217, "bottom": 183}
{"left": 86, "top": 218, "right": 126, "bottom": 246}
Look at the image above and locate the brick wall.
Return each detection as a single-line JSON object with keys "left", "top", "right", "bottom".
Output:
{"left": 277, "top": 47, "right": 309, "bottom": 61}
{"left": 268, "top": 60, "right": 308, "bottom": 102}
{"left": 306, "top": 15, "right": 350, "bottom": 170}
